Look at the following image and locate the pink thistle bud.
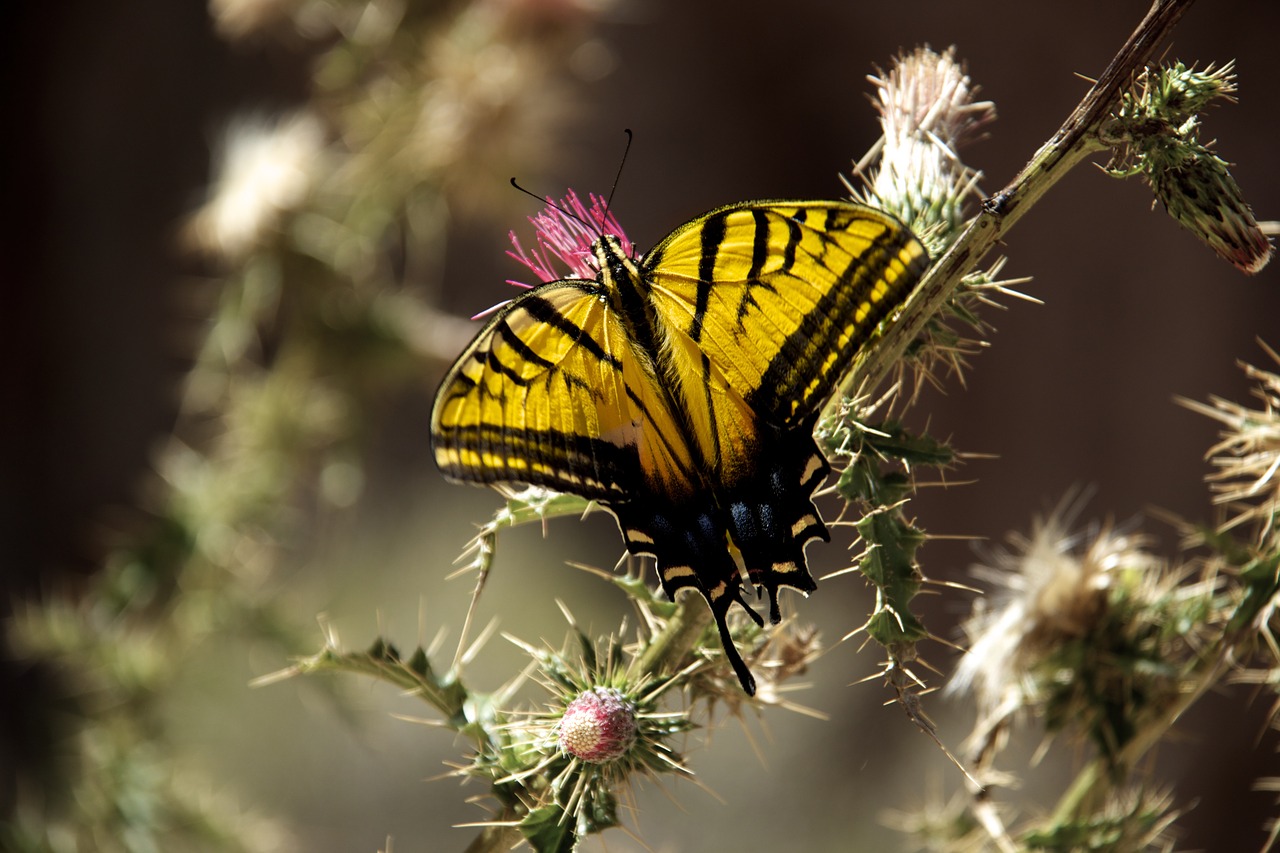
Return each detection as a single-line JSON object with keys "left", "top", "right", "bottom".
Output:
{"left": 556, "top": 687, "right": 637, "bottom": 764}
{"left": 506, "top": 190, "right": 634, "bottom": 286}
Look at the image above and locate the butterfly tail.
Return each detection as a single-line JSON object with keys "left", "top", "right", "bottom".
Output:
{"left": 613, "top": 500, "right": 761, "bottom": 695}
{"left": 710, "top": 585, "right": 759, "bottom": 696}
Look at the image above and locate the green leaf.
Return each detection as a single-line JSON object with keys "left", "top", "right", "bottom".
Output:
{"left": 520, "top": 804, "right": 578, "bottom": 853}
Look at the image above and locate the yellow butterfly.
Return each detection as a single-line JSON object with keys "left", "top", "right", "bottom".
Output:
{"left": 432, "top": 195, "right": 928, "bottom": 694}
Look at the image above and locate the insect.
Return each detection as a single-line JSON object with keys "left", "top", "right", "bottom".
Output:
{"left": 431, "top": 197, "right": 928, "bottom": 694}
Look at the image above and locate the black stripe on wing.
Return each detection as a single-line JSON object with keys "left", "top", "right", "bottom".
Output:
{"left": 747, "top": 216, "right": 927, "bottom": 421}
{"left": 688, "top": 210, "right": 728, "bottom": 342}
{"left": 432, "top": 423, "right": 640, "bottom": 499}
{"left": 518, "top": 292, "right": 624, "bottom": 370}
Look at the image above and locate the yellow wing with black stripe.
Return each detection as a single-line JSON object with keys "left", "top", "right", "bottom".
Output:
{"left": 643, "top": 200, "right": 929, "bottom": 433}
{"left": 430, "top": 199, "right": 929, "bottom": 695}
{"left": 431, "top": 280, "right": 695, "bottom": 502}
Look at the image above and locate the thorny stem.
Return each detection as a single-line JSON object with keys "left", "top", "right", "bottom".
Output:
{"left": 636, "top": 596, "right": 714, "bottom": 678}
{"left": 852, "top": 0, "right": 1196, "bottom": 393}
{"left": 834, "top": 0, "right": 1199, "bottom": 840}
{"left": 1049, "top": 606, "right": 1249, "bottom": 824}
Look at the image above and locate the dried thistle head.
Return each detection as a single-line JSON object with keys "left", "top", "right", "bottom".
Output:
{"left": 187, "top": 112, "right": 326, "bottom": 259}
{"left": 1183, "top": 345, "right": 1280, "bottom": 551}
{"left": 855, "top": 45, "right": 995, "bottom": 253}
{"left": 849, "top": 46, "right": 1019, "bottom": 397}
{"left": 686, "top": 616, "right": 824, "bottom": 718}
{"left": 881, "top": 787, "right": 989, "bottom": 853}
{"left": 208, "top": 0, "right": 298, "bottom": 40}
{"left": 1181, "top": 345, "right": 1280, "bottom": 678}
{"left": 949, "top": 497, "right": 1213, "bottom": 768}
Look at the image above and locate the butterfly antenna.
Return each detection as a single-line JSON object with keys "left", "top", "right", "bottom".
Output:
{"left": 510, "top": 127, "right": 630, "bottom": 237}
{"left": 509, "top": 177, "right": 567, "bottom": 214}
{"left": 602, "top": 128, "right": 633, "bottom": 220}
{"left": 508, "top": 177, "right": 595, "bottom": 231}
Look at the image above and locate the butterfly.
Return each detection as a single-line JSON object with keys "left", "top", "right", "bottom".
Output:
{"left": 431, "top": 197, "right": 928, "bottom": 694}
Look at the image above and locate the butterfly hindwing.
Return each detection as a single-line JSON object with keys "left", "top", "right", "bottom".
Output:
{"left": 612, "top": 493, "right": 762, "bottom": 694}
{"left": 720, "top": 416, "right": 831, "bottom": 622}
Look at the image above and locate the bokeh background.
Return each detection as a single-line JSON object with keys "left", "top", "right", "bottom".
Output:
{"left": 5, "top": 0, "right": 1280, "bottom": 850}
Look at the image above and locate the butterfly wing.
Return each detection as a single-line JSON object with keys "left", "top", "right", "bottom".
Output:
{"left": 643, "top": 200, "right": 930, "bottom": 429}
{"left": 640, "top": 201, "right": 929, "bottom": 613}
{"left": 431, "top": 201, "right": 929, "bottom": 695}
{"left": 431, "top": 280, "right": 691, "bottom": 501}
{"left": 430, "top": 278, "right": 761, "bottom": 690}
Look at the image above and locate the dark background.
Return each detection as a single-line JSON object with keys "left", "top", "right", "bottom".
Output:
{"left": 5, "top": 1, "right": 1280, "bottom": 850}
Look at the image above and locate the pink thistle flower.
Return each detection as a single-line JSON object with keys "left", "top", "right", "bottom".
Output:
{"left": 506, "top": 190, "right": 634, "bottom": 286}
{"left": 556, "top": 686, "right": 638, "bottom": 764}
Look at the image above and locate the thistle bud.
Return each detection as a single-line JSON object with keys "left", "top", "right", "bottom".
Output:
{"left": 556, "top": 687, "right": 637, "bottom": 764}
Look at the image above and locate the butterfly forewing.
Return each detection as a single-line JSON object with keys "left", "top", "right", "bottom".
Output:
{"left": 431, "top": 282, "right": 696, "bottom": 501}
{"left": 644, "top": 201, "right": 929, "bottom": 431}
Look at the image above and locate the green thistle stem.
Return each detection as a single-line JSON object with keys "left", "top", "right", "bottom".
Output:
{"left": 1049, "top": 641, "right": 1229, "bottom": 824}
{"left": 636, "top": 596, "right": 713, "bottom": 678}
{"left": 1049, "top": 552, "right": 1274, "bottom": 827}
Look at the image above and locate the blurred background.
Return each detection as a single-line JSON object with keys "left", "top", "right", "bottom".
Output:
{"left": 4, "top": 0, "right": 1280, "bottom": 850}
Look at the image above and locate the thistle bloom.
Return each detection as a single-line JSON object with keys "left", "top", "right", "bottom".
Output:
{"left": 465, "top": 191, "right": 632, "bottom": 320}
{"left": 556, "top": 687, "right": 638, "bottom": 763}
{"left": 1184, "top": 347, "right": 1280, "bottom": 545}
{"left": 498, "top": 629, "right": 695, "bottom": 841}
{"left": 861, "top": 46, "right": 996, "bottom": 249}
{"left": 845, "top": 46, "right": 1014, "bottom": 399}
{"left": 507, "top": 190, "right": 633, "bottom": 286}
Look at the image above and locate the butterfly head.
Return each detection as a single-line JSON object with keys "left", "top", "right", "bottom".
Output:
{"left": 592, "top": 233, "right": 640, "bottom": 279}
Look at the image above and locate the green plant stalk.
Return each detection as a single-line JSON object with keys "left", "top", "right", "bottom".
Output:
{"left": 636, "top": 596, "right": 713, "bottom": 678}
{"left": 1048, "top": 588, "right": 1265, "bottom": 826}
{"left": 1048, "top": 653, "right": 1224, "bottom": 824}
{"left": 287, "top": 642, "right": 551, "bottom": 853}
{"left": 821, "top": 0, "right": 1200, "bottom": 836}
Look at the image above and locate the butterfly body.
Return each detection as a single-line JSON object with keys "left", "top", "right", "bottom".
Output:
{"left": 432, "top": 200, "right": 928, "bottom": 693}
